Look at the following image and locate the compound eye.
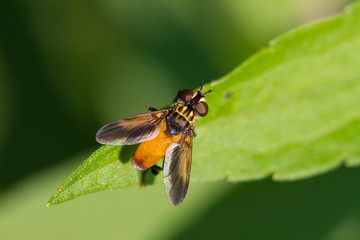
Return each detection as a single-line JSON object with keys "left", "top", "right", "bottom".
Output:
{"left": 195, "top": 102, "right": 208, "bottom": 117}
{"left": 178, "top": 89, "right": 194, "bottom": 102}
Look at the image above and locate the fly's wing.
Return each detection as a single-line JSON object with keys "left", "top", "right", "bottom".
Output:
{"left": 164, "top": 132, "right": 193, "bottom": 206}
{"left": 96, "top": 110, "right": 169, "bottom": 145}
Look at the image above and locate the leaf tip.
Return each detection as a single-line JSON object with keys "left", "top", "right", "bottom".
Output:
{"left": 45, "top": 187, "right": 64, "bottom": 207}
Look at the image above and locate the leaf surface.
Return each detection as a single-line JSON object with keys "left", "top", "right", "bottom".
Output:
{"left": 47, "top": 2, "right": 360, "bottom": 206}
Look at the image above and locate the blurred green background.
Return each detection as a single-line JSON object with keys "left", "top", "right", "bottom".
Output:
{"left": 1, "top": 0, "right": 359, "bottom": 239}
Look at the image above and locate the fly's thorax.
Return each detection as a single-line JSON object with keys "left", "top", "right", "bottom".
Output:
{"left": 175, "top": 104, "right": 196, "bottom": 124}
{"left": 166, "top": 104, "right": 196, "bottom": 135}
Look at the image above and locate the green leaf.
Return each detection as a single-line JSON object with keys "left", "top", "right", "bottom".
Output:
{"left": 47, "top": 2, "right": 360, "bottom": 206}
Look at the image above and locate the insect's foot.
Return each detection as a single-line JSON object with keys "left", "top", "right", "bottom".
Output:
{"left": 146, "top": 105, "right": 158, "bottom": 111}
{"left": 140, "top": 169, "right": 149, "bottom": 187}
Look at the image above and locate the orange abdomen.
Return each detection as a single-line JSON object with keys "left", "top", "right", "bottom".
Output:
{"left": 132, "top": 121, "right": 181, "bottom": 170}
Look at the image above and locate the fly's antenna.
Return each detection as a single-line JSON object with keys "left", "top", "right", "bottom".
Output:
{"left": 200, "top": 80, "right": 205, "bottom": 92}
{"left": 199, "top": 80, "right": 211, "bottom": 95}
{"left": 199, "top": 79, "right": 212, "bottom": 95}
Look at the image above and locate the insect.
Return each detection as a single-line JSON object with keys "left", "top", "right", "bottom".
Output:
{"left": 96, "top": 84, "right": 211, "bottom": 206}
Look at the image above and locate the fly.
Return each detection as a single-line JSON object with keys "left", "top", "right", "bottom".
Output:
{"left": 96, "top": 84, "right": 211, "bottom": 206}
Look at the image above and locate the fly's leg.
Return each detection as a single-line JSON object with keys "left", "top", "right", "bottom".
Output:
{"left": 150, "top": 165, "right": 163, "bottom": 175}
{"left": 140, "top": 170, "right": 148, "bottom": 188}
{"left": 146, "top": 105, "right": 158, "bottom": 112}
{"left": 140, "top": 165, "right": 163, "bottom": 187}
{"left": 192, "top": 128, "right": 197, "bottom": 137}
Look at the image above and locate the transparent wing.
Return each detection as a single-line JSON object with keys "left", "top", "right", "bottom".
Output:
{"left": 164, "top": 132, "right": 193, "bottom": 206}
{"left": 96, "top": 110, "right": 169, "bottom": 145}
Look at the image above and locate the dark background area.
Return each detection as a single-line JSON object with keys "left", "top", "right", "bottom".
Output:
{"left": 175, "top": 166, "right": 360, "bottom": 240}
